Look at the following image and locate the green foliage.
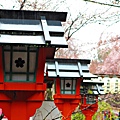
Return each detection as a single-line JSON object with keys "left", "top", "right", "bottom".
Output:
{"left": 87, "top": 89, "right": 93, "bottom": 94}
{"left": 72, "top": 101, "right": 118, "bottom": 120}
{"left": 72, "top": 112, "right": 85, "bottom": 120}
{"left": 46, "top": 88, "right": 53, "bottom": 100}
{"left": 93, "top": 101, "right": 118, "bottom": 120}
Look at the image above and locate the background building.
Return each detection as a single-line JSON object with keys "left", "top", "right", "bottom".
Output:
{"left": 103, "top": 76, "right": 120, "bottom": 94}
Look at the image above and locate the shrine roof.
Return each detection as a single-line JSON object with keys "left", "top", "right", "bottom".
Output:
{"left": 0, "top": 9, "right": 68, "bottom": 47}
{"left": 46, "top": 58, "right": 97, "bottom": 79}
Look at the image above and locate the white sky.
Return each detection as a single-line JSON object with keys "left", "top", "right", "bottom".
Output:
{"left": 65, "top": 0, "right": 120, "bottom": 43}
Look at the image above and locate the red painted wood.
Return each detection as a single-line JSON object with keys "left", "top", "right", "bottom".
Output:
{"left": 56, "top": 78, "right": 61, "bottom": 94}
{"left": 80, "top": 97, "right": 98, "bottom": 120}
{"left": 0, "top": 82, "right": 46, "bottom": 91}
{"left": 0, "top": 46, "right": 4, "bottom": 83}
{"left": 36, "top": 48, "right": 46, "bottom": 83}
{"left": 54, "top": 98, "right": 80, "bottom": 120}
{"left": 0, "top": 47, "right": 47, "bottom": 120}
{"left": 85, "top": 114, "right": 93, "bottom": 120}
{"left": 76, "top": 78, "right": 81, "bottom": 94}
{"left": 0, "top": 101, "right": 43, "bottom": 120}
{"left": 54, "top": 78, "right": 82, "bottom": 120}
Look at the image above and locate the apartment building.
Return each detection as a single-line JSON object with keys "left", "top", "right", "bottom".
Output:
{"left": 102, "top": 76, "right": 120, "bottom": 94}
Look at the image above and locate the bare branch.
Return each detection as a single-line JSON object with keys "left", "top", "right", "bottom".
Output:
{"left": 43, "top": 107, "right": 57, "bottom": 120}
{"left": 20, "top": 0, "right": 27, "bottom": 10}
{"left": 83, "top": 0, "right": 120, "bottom": 8}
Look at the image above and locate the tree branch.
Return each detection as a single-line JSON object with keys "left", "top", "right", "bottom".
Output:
{"left": 83, "top": 0, "right": 120, "bottom": 8}
{"left": 43, "top": 107, "right": 57, "bottom": 120}
{"left": 20, "top": 0, "right": 27, "bottom": 10}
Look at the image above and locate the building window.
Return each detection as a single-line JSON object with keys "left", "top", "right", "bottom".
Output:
{"left": 116, "top": 80, "right": 118, "bottom": 82}
{"left": 115, "top": 90, "right": 118, "bottom": 93}
{"left": 115, "top": 86, "right": 118, "bottom": 91}
{"left": 115, "top": 82, "right": 118, "bottom": 85}
{"left": 106, "top": 89, "right": 109, "bottom": 92}
{"left": 107, "top": 83, "right": 110, "bottom": 85}
{"left": 107, "top": 86, "right": 110, "bottom": 89}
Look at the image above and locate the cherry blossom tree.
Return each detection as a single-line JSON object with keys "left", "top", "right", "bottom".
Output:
{"left": 90, "top": 35, "right": 120, "bottom": 75}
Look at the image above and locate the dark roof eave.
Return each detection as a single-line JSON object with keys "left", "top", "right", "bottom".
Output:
{"left": 44, "top": 76, "right": 97, "bottom": 79}
{"left": 95, "top": 74, "right": 120, "bottom": 77}
{"left": 46, "top": 58, "right": 91, "bottom": 64}
{"left": 0, "top": 9, "right": 67, "bottom": 22}
{"left": 0, "top": 43, "right": 68, "bottom": 48}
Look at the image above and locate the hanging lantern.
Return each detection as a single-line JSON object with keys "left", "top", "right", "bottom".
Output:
{"left": 46, "top": 58, "right": 98, "bottom": 120}
{"left": 80, "top": 80, "right": 104, "bottom": 120}
{"left": 0, "top": 9, "right": 68, "bottom": 120}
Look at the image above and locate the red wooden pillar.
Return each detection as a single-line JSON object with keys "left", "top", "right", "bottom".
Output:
{"left": 54, "top": 98, "right": 80, "bottom": 120}
{"left": 0, "top": 92, "right": 45, "bottom": 120}
{"left": 84, "top": 114, "right": 93, "bottom": 120}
